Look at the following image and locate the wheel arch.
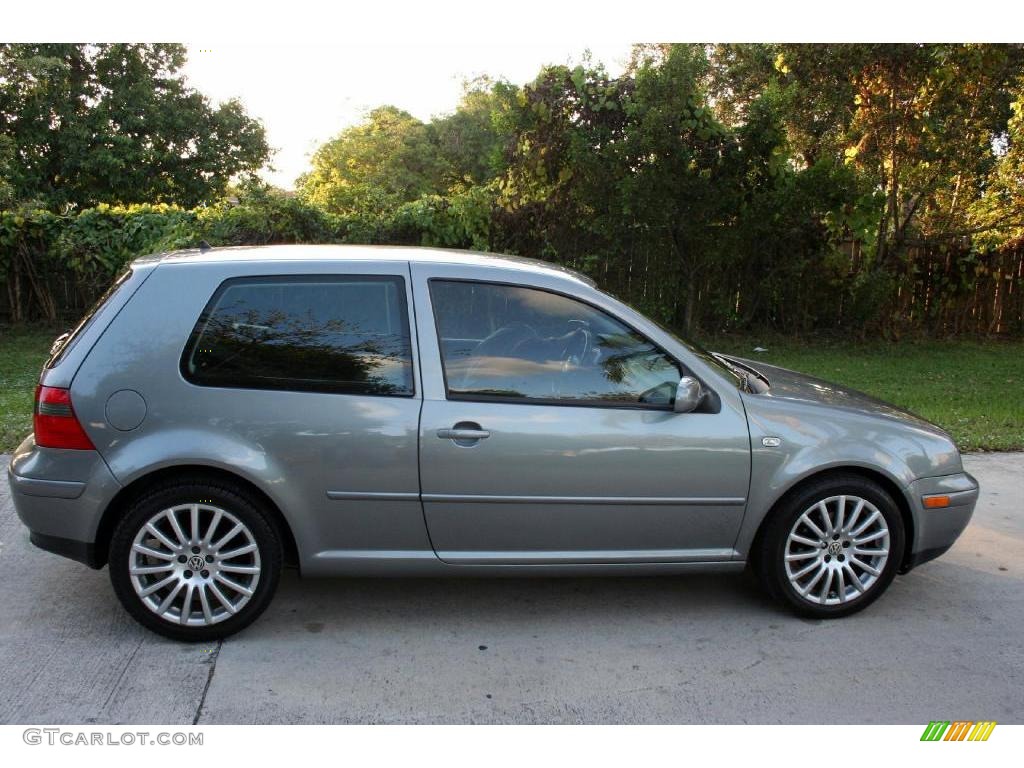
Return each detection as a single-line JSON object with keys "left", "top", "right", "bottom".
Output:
{"left": 747, "top": 465, "right": 915, "bottom": 572}
{"left": 94, "top": 464, "right": 300, "bottom": 571}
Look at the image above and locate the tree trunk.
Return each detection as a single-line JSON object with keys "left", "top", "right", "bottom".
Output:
{"left": 682, "top": 270, "right": 697, "bottom": 336}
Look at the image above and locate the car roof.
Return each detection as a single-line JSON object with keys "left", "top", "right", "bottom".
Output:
{"left": 135, "top": 244, "right": 596, "bottom": 287}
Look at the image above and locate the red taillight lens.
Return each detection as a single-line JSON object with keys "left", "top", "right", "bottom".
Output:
{"left": 34, "top": 385, "right": 95, "bottom": 450}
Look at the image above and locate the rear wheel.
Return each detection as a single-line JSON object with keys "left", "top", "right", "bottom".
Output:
{"left": 754, "top": 474, "right": 905, "bottom": 618}
{"left": 109, "top": 478, "right": 282, "bottom": 641}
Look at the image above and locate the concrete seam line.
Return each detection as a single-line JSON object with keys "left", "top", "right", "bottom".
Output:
{"left": 193, "top": 639, "right": 223, "bottom": 726}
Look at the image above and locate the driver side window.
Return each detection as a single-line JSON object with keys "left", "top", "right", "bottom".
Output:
{"left": 430, "top": 280, "right": 682, "bottom": 407}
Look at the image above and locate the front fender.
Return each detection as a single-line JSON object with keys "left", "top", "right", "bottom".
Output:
{"left": 733, "top": 396, "right": 958, "bottom": 557}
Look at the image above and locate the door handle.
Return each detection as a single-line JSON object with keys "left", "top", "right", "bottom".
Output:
{"left": 437, "top": 427, "right": 491, "bottom": 441}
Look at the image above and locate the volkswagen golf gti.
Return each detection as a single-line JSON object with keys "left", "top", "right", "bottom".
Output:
{"left": 7, "top": 245, "right": 979, "bottom": 640}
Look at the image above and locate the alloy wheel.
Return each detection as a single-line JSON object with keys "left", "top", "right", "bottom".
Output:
{"left": 783, "top": 494, "right": 890, "bottom": 606}
{"left": 128, "top": 503, "right": 262, "bottom": 626}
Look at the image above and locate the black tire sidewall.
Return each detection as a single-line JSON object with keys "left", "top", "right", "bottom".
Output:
{"left": 109, "top": 479, "right": 283, "bottom": 642}
{"left": 761, "top": 475, "right": 905, "bottom": 619}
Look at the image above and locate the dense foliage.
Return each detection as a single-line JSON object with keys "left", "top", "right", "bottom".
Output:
{"left": 0, "top": 44, "right": 269, "bottom": 209}
{"left": 3, "top": 44, "right": 1024, "bottom": 338}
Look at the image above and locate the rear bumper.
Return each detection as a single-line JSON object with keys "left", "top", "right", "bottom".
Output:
{"left": 28, "top": 531, "right": 103, "bottom": 568}
{"left": 7, "top": 434, "right": 121, "bottom": 569}
{"left": 902, "top": 471, "right": 979, "bottom": 572}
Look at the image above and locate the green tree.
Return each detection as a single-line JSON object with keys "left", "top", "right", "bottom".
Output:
{"left": 500, "top": 46, "right": 748, "bottom": 334}
{"left": 707, "top": 43, "right": 1024, "bottom": 333}
{"left": 0, "top": 44, "right": 270, "bottom": 209}
{"left": 711, "top": 44, "right": 1024, "bottom": 257}
{"left": 298, "top": 106, "right": 449, "bottom": 215}
{"left": 430, "top": 77, "right": 517, "bottom": 187}
{"left": 969, "top": 80, "right": 1024, "bottom": 249}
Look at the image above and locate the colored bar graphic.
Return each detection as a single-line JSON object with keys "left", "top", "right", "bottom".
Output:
{"left": 944, "top": 721, "right": 972, "bottom": 741}
{"left": 921, "top": 721, "right": 950, "bottom": 741}
{"left": 968, "top": 721, "right": 997, "bottom": 741}
{"left": 920, "top": 720, "right": 996, "bottom": 741}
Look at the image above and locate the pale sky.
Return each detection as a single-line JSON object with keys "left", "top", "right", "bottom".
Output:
{"left": 182, "top": 43, "right": 634, "bottom": 190}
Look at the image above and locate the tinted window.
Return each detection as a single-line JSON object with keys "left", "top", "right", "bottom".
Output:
{"left": 430, "top": 280, "right": 681, "bottom": 407}
{"left": 183, "top": 275, "right": 414, "bottom": 396}
{"left": 47, "top": 267, "right": 135, "bottom": 369}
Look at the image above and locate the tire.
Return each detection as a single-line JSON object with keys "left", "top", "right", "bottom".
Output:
{"left": 109, "top": 476, "right": 283, "bottom": 641}
{"left": 753, "top": 473, "right": 905, "bottom": 619}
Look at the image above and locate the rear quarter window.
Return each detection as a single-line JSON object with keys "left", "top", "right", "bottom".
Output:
{"left": 181, "top": 275, "right": 414, "bottom": 396}
{"left": 46, "top": 267, "right": 135, "bottom": 369}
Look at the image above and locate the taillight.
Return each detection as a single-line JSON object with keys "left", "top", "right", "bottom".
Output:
{"left": 34, "top": 385, "right": 95, "bottom": 450}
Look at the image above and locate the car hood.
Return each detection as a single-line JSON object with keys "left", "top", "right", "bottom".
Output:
{"left": 720, "top": 354, "right": 948, "bottom": 435}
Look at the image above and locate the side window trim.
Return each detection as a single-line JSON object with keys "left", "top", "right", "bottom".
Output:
{"left": 427, "top": 277, "right": 687, "bottom": 411}
{"left": 181, "top": 273, "right": 417, "bottom": 398}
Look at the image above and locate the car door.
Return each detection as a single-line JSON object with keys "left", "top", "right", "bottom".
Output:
{"left": 412, "top": 262, "right": 752, "bottom": 565}
{"left": 165, "top": 263, "right": 431, "bottom": 573}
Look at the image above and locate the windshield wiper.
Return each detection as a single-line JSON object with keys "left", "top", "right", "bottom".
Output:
{"left": 711, "top": 353, "right": 754, "bottom": 393}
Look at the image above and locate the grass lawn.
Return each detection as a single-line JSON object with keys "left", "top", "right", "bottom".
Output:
{"left": 1, "top": 325, "right": 56, "bottom": 453}
{"left": 1, "top": 325, "right": 1022, "bottom": 453}
{"left": 709, "top": 335, "right": 1024, "bottom": 452}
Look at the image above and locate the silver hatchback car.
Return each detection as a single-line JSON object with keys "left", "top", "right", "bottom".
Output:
{"left": 8, "top": 245, "right": 979, "bottom": 640}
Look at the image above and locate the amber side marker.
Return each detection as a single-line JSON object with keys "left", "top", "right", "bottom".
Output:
{"left": 923, "top": 494, "right": 951, "bottom": 509}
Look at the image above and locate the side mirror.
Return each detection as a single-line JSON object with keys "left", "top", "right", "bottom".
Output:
{"left": 674, "top": 376, "right": 703, "bottom": 413}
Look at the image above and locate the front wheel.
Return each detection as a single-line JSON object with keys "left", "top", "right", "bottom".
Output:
{"left": 109, "top": 478, "right": 282, "bottom": 641}
{"left": 754, "top": 474, "right": 905, "bottom": 618}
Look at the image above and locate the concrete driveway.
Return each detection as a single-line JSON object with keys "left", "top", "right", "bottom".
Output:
{"left": 1, "top": 453, "right": 1021, "bottom": 724}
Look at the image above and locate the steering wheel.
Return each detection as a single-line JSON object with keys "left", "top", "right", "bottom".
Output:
{"left": 555, "top": 327, "right": 592, "bottom": 397}
{"left": 560, "top": 327, "right": 592, "bottom": 370}
{"left": 461, "top": 322, "right": 538, "bottom": 389}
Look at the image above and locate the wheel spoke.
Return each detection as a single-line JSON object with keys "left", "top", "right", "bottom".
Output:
{"left": 219, "top": 563, "right": 260, "bottom": 575}
{"left": 845, "top": 498, "right": 866, "bottom": 533}
{"left": 165, "top": 509, "right": 189, "bottom": 548}
{"left": 850, "top": 556, "right": 881, "bottom": 577}
{"left": 854, "top": 529, "right": 886, "bottom": 545}
{"left": 198, "top": 584, "right": 214, "bottom": 623}
{"left": 785, "top": 550, "right": 818, "bottom": 562}
{"left": 851, "top": 510, "right": 880, "bottom": 538}
{"left": 853, "top": 547, "right": 887, "bottom": 557}
{"left": 790, "top": 533, "right": 820, "bottom": 548}
{"left": 835, "top": 496, "right": 846, "bottom": 533}
{"left": 836, "top": 568, "right": 846, "bottom": 603}
{"left": 215, "top": 573, "right": 254, "bottom": 597}
{"left": 208, "top": 581, "right": 237, "bottom": 614}
{"left": 843, "top": 563, "right": 865, "bottom": 593}
{"left": 157, "top": 580, "right": 185, "bottom": 614}
{"left": 130, "top": 563, "right": 174, "bottom": 576}
{"left": 815, "top": 502, "right": 833, "bottom": 536}
{"left": 792, "top": 559, "right": 821, "bottom": 579}
{"left": 212, "top": 522, "right": 243, "bottom": 551}
{"left": 179, "top": 583, "right": 195, "bottom": 625}
{"left": 133, "top": 543, "right": 175, "bottom": 561}
{"left": 218, "top": 543, "right": 257, "bottom": 560}
{"left": 202, "top": 509, "right": 224, "bottom": 547}
{"left": 138, "top": 573, "right": 177, "bottom": 597}
{"left": 801, "top": 564, "right": 827, "bottom": 596}
{"left": 143, "top": 523, "right": 179, "bottom": 553}
{"left": 189, "top": 504, "right": 201, "bottom": 545}
{"left": 801, "top": 513, "right": 827, "bottom": 540}
{"left": 819, "top": 569, "right": 834, "bottom": 604}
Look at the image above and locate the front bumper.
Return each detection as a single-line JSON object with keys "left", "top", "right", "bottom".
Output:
{"left": 7, "top": 434, "right": 122, "bottom": 569}
{"left": 902, "top": 471, "right": 979, "bottom": 571}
